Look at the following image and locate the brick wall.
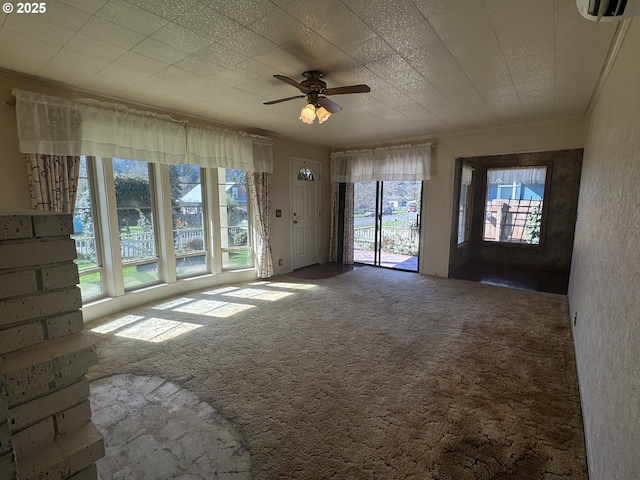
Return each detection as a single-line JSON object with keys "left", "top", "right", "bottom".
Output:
{"left": 0, "top": 208, "right": 104, "bottom": 480}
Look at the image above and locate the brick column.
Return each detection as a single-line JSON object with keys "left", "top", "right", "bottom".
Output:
{"left": 0, "top": 208, "right": 104, "bottom": 480}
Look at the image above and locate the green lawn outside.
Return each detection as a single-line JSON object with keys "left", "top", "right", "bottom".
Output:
{"left": 226, "top": 250, "right": 250, "bottom": 268}
{"left": 123, "top": 264, "right": 159, "bottom": 289}
{"left": 77, "top": 251, "right": 251, "bottom": 298}
{"left": 79, "top": 272, "right": 102, "bottom": 298}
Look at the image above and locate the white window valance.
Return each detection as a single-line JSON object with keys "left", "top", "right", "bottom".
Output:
{"left": 487, "top": 166, "right": 547, "bottom": 185}
{"left": 188, "top": 125, "right": 254, "bottom": 170}
{"left": 330, "top": 143, "right": 432, "bottom": 182}
{"left": 12, "top": 88, "right": 273, "bottom": 172}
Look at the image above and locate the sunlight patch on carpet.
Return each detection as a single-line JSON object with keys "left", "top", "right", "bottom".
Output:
{"left": 153, "top": 297, "right": 195, "bottom": 310}
{"left": 221, "top": 287, "right": 294, "bottom": 301}
{"left": 91, "top": 314, "right": 144, "bottom": 334}
{"left": 115, "top": 317, "right": 203, "bottom": 343}
{"left": 203, "top": 286, "right": 241, "bottom": 295}
{"left": 174, "top": 299, "right": 256, "bottom": 318}
{"left": 174, "top": 299, "right": 228, "bottom": 313}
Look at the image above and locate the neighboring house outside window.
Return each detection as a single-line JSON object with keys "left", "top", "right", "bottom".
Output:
{"left": 170, "top": 165, "right": 208, "bottom": 278}
{"left": 218, "top": 169, "right": 252, "bottom": 269}
{"left": 482, "top": 166, "right": 547, "bottom": 245}
{"left": 72, "top": 159, "right": 254, "bottom": 303}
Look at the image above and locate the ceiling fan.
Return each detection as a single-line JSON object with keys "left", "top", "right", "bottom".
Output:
{"left": 264, "top": 71, "right": 371, "bottom": 124}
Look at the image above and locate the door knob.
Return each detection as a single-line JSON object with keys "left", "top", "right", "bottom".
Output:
{"left": 293, "top": 220, "right": 298, "bottom": 224}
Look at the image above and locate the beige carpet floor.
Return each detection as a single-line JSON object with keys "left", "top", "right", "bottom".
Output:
{"left": 86, "top": 266, "right": 587, "bottom": 479}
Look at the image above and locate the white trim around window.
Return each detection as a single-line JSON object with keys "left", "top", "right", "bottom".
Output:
{"left": 76, "top": 157, "right": 257, "bottom": 324}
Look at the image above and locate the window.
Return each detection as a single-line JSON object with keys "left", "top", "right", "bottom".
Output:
{"left": 457, "top": 165, "right": 473, "bottom": 245}
{"left": 298, "top": 167, "right": 315, "bottom": 181}
{"left": 483, "top": 166, "right": 547, "bottom": 245}
{"left": 72, "top": 158, "right": 259, "bottom": 306}
{"left": 218, "top": 168, "right": 252, "bottom": 269}
{"left": 170, "top": 164, "right": 208, "bottom": 277}
{"left": 73, "top": 156, "right": 103, "bottom": 299}
{"left": 113, "top": 159, "right": 160, "bottom": 289}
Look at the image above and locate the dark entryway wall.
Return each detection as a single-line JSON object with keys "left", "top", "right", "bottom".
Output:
{"left": 449, "top": 149, "right": 583, "bottom": 275}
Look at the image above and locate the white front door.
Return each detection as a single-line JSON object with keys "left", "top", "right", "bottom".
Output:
{"left": 291, "top": 158, "right": 321, "bottom": 269}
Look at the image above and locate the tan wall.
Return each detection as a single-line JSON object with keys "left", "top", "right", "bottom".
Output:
{"left": 270, "top": 137, "right": 331, "bottom": 275}
{"left": 568, "top": 18, "right": 640, "bottom": 480}
{"left": 421, "top": 119, "right": 585, "bottom": 276}
{"left": 0, "top": 72, "right": 31, "bottom": 209}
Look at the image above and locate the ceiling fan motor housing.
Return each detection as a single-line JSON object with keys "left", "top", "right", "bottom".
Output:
{"left": 264, "top": 70, "right": 369, "bottom": 115}
{"left": 301, "top": 71, "right": 327, "bottom": 93}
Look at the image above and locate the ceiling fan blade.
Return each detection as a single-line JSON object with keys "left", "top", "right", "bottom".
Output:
{"left": 323, "top": 84, "right": 371, "bottom": 96}
{"left": 263, "top": 95, "right": 306, "bottom": 105}
{"left": 317, "top": 96, "right": 342, "bottom": 113}
{"left": 274, "top": 74, "right": 308, "bottom": 93}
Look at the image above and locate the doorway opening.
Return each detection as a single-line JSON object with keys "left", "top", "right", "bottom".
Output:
{"left": 353, "top": 181, "right": 421, "bottom": 272}
{"left": 448, "top": 150, "right": 584, "bottom": 294}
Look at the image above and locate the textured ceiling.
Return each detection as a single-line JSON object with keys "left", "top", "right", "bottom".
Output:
{"left": 0, "top": 0, "right": 618, "bottom": 147}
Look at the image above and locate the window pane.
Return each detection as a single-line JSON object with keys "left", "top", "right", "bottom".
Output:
{"left": 219, "top": 170, "right": 248, "bottom": 228}
{"left": 483, "top": 166, "right": 546, "bottom": 244}
{"left": 298, "top": 167, "right": 315, "bottom": 181}
{"left": 123, "top": 262, "right": 159, "bottom": 289}
{"left": 222, "top": 226, "right": 249, "bottom": 247}
{"left": 170, "top": 164, "right": 207, "bottom": 266}
{"left": 218, "top": 168, "right": 251, "bottom": 268}
{"left": 79, "top": 272, "right": 102, "bottom": 298}
{"left": 113, "top": 159, "right": 157, "bottom": 262}
{"left": 176, "top": 254, "right": 207, "bottom": 277}
{"left": 222, "top": 251, "right": 251, "bottom": 269}
{"left": 73, "top": 156, "right": 103, "bottom": 298}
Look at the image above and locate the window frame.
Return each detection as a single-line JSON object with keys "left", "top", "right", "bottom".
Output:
{"left": 73, "top": 156, "right": 106, "bottom": 301}
{"left": 111, "top": 159, "right": 162, "bottom": 291}
{"left": 76, "top": 159, "right": 261, "bottom": 308}
{"left": 217, "top": 168, "right": 254, "bottom": 271}
{"left": 169, "top": 164, "right": 210, "bottom": 279}
{"left": 480, "top": 161, "right": 552, "bottom": 248}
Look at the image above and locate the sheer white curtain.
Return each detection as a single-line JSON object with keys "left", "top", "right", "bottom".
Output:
{"left": 461, "top": 164, "right": 473, "bottom": 186}
{"left": 487, "top": 166, "right": 546, "bottom": 185}
{"left": 187, "top": 126, "right": 274, "bottom": 173}
{"left": 13, "top": 88, "right": 273, "bottom": 172}
{"left": 80, "top": 99, "right": 187, "bottom": 164}
{"left": 251, "top": 135, "right": 275, "bottom": 173}
{"left": 14, "top": 89, "right": 187, "bottom": 164}
{"left": 330, "top": 143, "right": 432, "bottom": 182}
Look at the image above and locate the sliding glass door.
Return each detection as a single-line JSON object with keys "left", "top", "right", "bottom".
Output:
{"left": 353, "top": 181, "right": 421, "bottom": 272}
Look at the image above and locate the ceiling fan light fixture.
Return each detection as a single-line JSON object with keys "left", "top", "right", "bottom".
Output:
{"left": 267, "top": 71, "right": 369, "bottom": 124}
{"left": 299, "top": 103, "right": 316, "bottom": 124}
{"left": 316, "top": 106, "right": 331, "bottom": 123}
